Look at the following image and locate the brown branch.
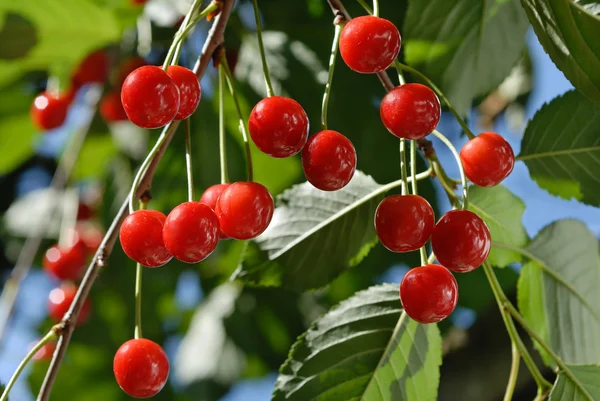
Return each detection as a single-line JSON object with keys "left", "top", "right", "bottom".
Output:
{"left": 35, "top": 1, "right": 237, "bottom": 400}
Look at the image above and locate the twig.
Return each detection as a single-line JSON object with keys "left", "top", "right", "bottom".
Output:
{"left": 35, "top": 2, "right": 237, "bottom": 400}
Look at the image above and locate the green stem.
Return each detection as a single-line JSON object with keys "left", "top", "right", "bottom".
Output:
{"left": 184, "top": 118, "right": 195, "bottom": 202}
{"left": 409, "top": 140, "right": 427, "bottom": 265}
{"left": 355, "top": 0, "right": 373, "bottom": 13}
{"left": 427, "top": 252, "right": 436, "bottom": 265}
{"left": 134, "top": 262, "right": 143, "bottom": 339}
{"left": 170, "top": 0, "right": 206, "bottom": 65}
{"left": 218, "top": 65, "right": 229, "bottom": 184}
{"left": 220, "top": 55, "right": 253, "bottom": 182}
{"left": 321, "top": 23, "right": 342, "bottom": 131}
{"left": 0, "top": 330, "right": 57, "bottom": 401}
{"left": 503, "top": 343, "right": 520, "bottom": 401}
{"left": 431, "top": 129, "right": 468, "bottom": 209}
{"left": 394, "top": 61, "right": 475, "bottom": 140}
{"left": 399, "top": 140, "right": 409, "bottom": 195}
{"left": 431, "top": 160, "right": 460, "bottom": 207}
{"left": 250, "top": 0, "right": 275, "bottom": 97}
{"left": 372, "top": 0, "right": 379, "bottom": 16}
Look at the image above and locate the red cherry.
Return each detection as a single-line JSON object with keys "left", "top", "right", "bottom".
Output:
{"left": 72, "top": 50, "right": 110, "bottom": 87}
{"left": 130, "top": 0, "right": 149, "bottom": 5}
{"left": 460, "top": 132, "right": 515, "bottom": 187}
{"left": 75, "top": 222, "right": 104, "bottom": 255}
{"left": 215, "top": 182, "right": 274, "bottom": 240}
{"left": 199, "top": 183, "right": 231, "bottom": 239}
{"left": 301, "top": 130, "right": 356, "bottom": 191}
{"left": 119, "top": 210, "right": 172, "bottom": 267}
{"left": 121, "top": 66, "right": 180, "bottom": 129}
{"left": 116, "top": 57, "right": 147, "bottom": 87}
{"left": 32, "top": 341, "right": 57, "bottom": 362}
{"left": 380, "top": 83, "right": 441, "bottom": 140}
{"left": 47, "top": 284, "right": 91, "bottom": 324}
{"left": 339, "top": 16, "right": 401, "bottom": 74}
{"left": 42, "top": 242, "right": 87, "bottom": 281}
{"left": 30, "top": 91, "right": 70, "bottom": 130}
{"left": 166, "top": 66, "right": 201, "bottom": 120}
{"left": 400, "top": 264, "right": 458, "bottom": 324}
{"left": 375, "top": 195, "right": 435, "bottom": 252}
{"left": 248, "top": 96, "right": 309, "bottom": 158}
{"left": 163, "top": 202, "right": 219, "bottom": 263}
{"left": 113, "top": 338, "right": 169, "bottom": 398}
{"left": 431, "top": 210, "right": 491, "bottom": 273}
{"left": 100, "top": 91, "right": 128, "bottom": 122}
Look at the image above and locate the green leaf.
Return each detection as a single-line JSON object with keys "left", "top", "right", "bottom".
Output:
{"left": 548, "top": 365, "right": 600, "bottom": 401}
{"left": 518, "top": 90, "right": 600, "bottom": 206}
{"left": 272, "top": 284, "right": 442, "bottom": 401}
{"left": 0, "top": 113, "right": 36, "bottom": 174}
{"left": 517, "top": 219, "right": 600, "bottom": 366}
{"left": 0, "top": 13, "right": 37, "bottom": 60}
{"left": 72, "top": 134, "right": 118, "bottom": 180}
{"left": 521, "top": 0, "right": 600, "bottom": 105}
{"left": 403, "top": 0, "right": 529, "bottom": 114}
{"left": 234, "top": 171, "right": 391, "bottom": 291}
{"left": 468, "top": 185, "right": 528, "bottom": 267}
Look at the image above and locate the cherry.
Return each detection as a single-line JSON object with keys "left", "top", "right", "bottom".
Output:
{"left": 100, "top": 91, "right": 128, "bottom": 122}
{"left": 47, "top": 284, "right": 91, "bottom": 324}
{"left": 42, "top": 242, "right": 87, "bottom": 281}
{"left": 71, "top": 50, "right": 110, "bottom": 87}
{"left": 339, "top": 16, "right": 401, "bottom": 74}
{"left": 460, "top": 132, "right": 515, "bottom": 187}
{"left": 199, "top": 183, "right": 231, "bottom": 239}
{"left": 400, "top": 264, "right": 458, "bottom": 324}
{"left": 130, "top": 0, "right": 149, "bottom": 5}
{"left": 119, "top": 210, "right": 172, "bottom": 267}
{"left": 30, "top": 91, "right": 70, "bottom": 130}
{"left": 32, "top": 341, "right": 56, "bottom": 362}
{"left": 430, "top": 210, "right": 491, "bottom": 273}
{"left": 116, "top": 57, "right": 147, "bottom": 87}
{"left": 77, "top": 201, "right": 95, "bottom": 221}
{"left": 301, "top": 130, "right": 356, "bottom": 191}
{"left": 166, "top": 65, "right": 201, "bottom": 120}
{"left": 163, "top": 202, "right": 219, "bottom": 263}
{"left": 380, "top": 83, "right": 441, "bottom": 140}
{"left": 248, "top": 96, "right": 309, "bottom": 158}
{"left": 75, "top": 222, "right": 104, "bottom": 255}
{"left": 375, "top": 195, "right": 435, "bottom": 252}
{"left": 113, "top": 338, "right": 169, "bottom": 398}
{"left": 121, "top": 66, "right": 180, "bottom": 129}
{"left": 215, "top": 182, "right": 274, "bottom": 240}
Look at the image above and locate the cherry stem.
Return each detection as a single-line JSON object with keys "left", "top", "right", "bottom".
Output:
{"left": 218, "top": 64, "right": 229, "bottom": 184}
{"left": 321, "top": 23, "right": 342, "bottom": 131}
{"left": 220, "top": 52, "right": 254, "bottom": 182}
{"left": 58, "top": 188, "right": 79, "bottom": 248}
{"left": 251, "top": 0, "right": 275, "bottom": 97}
{"left": 355, "top": 0, "right": 372, "bottom": 13}
{"left": 0, "top": 329, "right": 58, "bottom": 401}
{"left": 394, "top": 61, "right": 476, "bottom": 140}
{"left": 134, "top": 263, "right": 143, "bottom": 339}
{"left": 409, "top": 140, "right": 428, "bottom": 265}
{"left": 431, "top": 129, "right": 468, "bottom": 209}
{"left": 399, "top": 140, "right": 409, "bottom": 196}
{"left": 184, "top": 118, "right": 195, "bottom": 202}
{"left": 503, "top": 343, "right": 520, "bottom": 401}
{"left": 372, "top": 0, "right": 379, "bottom": 16}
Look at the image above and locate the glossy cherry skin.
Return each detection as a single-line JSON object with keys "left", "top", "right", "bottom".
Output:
{"left": 113, "top": 338, "right": 169, "bottom": 398}
{"left": 42, "top": 242, "right": 87, "bottom": 281}
{"left": 30, "top": 92, "right": 71, "bottom": 130}
{"left": 47, "top": 284, "right": 91, "bottom": 324}
{"left": 248, "top": 96, "right": 309, "bottom": 158}
{"left": 215, "top": 182, "right": 274, "bottom": 240}
{"left": 339, "top": 16, "right": 401, "bottom": 74}
{"left": 375, "top": 195, "right": 435, "bottom": 252}
{"left": 100, "top": 91, "right": 128, "bottom": 122}
{"left": 166, "top": 65, "right": 201, "bottom": 120}
{"left": 72, "top": 50, "right": 110, "bottom": 87}
{"left": 400, "top": 264, "right": 458, "bottom": 324}
{"left": 199, "top": 183, "right": 231, "bottom": 239}
{"left": 163, "top": 202, "right": 219, "bottom": 263}
{"left": 301, "top": 130, "right": 356, "bottom": 191}
{"left": 431, "top": 210, "right": 491, "bottom": 273}
{"left": 121, "top": 66, "right": 180, "bottom": 129}
{"left": 380, "top": 84, "right": 441, "bottom": 140}
{"left": 119, "top": 210, "right": 173, "bottom": 267}
{"left": 460, "top": 132, "right": 515, "bottom": 187}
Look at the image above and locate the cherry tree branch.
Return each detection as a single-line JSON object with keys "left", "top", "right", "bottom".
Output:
{"left": 35, "top": 2, "right": 237, "bottom": 399}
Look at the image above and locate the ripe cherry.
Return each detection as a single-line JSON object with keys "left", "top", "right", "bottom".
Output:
{"left": 460, "top": 132, "right": 515, "bottom": 187}
{"left": 431, "top": 210, "right": 491, "bottom": 273}
{"left": 301, "top": 130, "right": 356, "bottom": 191}
{"left": 100, "top": 91, "right": 128, "bottom": 122}
{"left": 248, "top": 96, "right": 309, "bottom": 158}
{"left": 199, "top": 183, "right": 231, "bottom": 239}
{"left": 30, "top": 91, "right": 71, "bottom": 130}
{"left": 216, "top": 182, "right": 274, "bottom": 240}
{"left": 75, "top": 222, "right": 104, "bottom": 255}
{"left": 163, "top": 202, "right": 219, "bottom": 263}
{"left": 47, "top": 284, "right": 91, "bottom": 324}
{"left": 72, "top": 50, "right": 110, "bottom": 87}
{"left": 380, "top": 83, "right": 441, "bottom": 140}
{"left": 339, "top": 16, "right": 401, "bottom": 74}
{"left": 113, "top": 338, "right": 169, "bottom": 398}
{"left": 121, "top": 66, "right": 180, "bottom": 129}
{"left": 166, "top": 65, "right": 201, "bottom": 120}
{"left": 400, "top": 264, "right": 458, "bottom": 324}
{"left": 32, "top": 341, "right": 57, "bottom": 362}
{"left": 42, "top": 242, "right": 87, "bottom": 281}
{"left": 375, "top": 195, "right": 435, "bottom": 252}
{"left": 119, "top": 210, "right": 172, "bottom": 267}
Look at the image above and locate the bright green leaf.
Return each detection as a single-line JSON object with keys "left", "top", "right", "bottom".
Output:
{"left": 0, "top": 113, "right": 36, "bottom": 174}
{"left": 548, "top": 364, "right": 600, "bottom": 401}
{"left": 72, "top": 134, "right": 118, "bottom": 180}
{"left": 272, "top": 284, "right": 442, "bottom": 401}
{"left": 518, "top": 90, "right": 600, "bottom": 206}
